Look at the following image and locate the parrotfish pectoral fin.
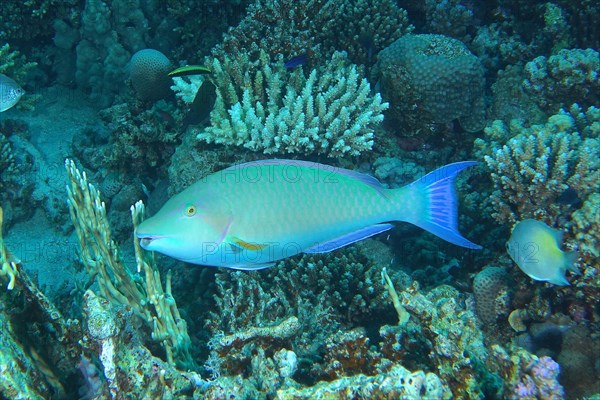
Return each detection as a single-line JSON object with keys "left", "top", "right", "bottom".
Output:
{"left": 230, "top": 236, "right": 269, "bottom": 251}
{"left": 404, "top": 161, "right": 482, "bottom": 249}
{"left": 304, "top": 223, "right": 394, "bottom": 253}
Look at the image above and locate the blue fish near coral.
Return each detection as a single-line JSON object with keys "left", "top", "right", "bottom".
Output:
{"left": 136, "top": 160, "right": 481, "bottom": 269}
{"left": 284, "top": 53, "right": 308, "bottom": 68}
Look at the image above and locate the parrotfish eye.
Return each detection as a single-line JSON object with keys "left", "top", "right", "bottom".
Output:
{"left": 184, "top": 204, "right": 197, "bottom": 217}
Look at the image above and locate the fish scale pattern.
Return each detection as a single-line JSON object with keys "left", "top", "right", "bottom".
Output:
{"left": 373, "top": 34, "right": 485, "bottom": 135}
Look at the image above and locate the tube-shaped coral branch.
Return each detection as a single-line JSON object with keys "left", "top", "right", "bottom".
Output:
{"left": 65, "top": 160, "right": 195, "bottom": 370}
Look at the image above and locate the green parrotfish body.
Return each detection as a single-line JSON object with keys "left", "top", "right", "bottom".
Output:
{"left": 136, "top": 160, "right": 481, "bottom": 269}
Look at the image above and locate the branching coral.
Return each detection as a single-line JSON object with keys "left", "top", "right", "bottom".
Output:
{"left": 215, "top": 0, "right": 411, "bottom": 67}
{"left": 198, "top": 51, "right": 387, "bottom": 157}
{"left": 0, "top": 43, "right": 40, "bottom": 110}
{"left": 523, "top": 48, "right": 600, "bottom": 114}
{"left": 0, "top": 207, "right": 19, "bottom": 290}
{"left": 475, "top": 104, "right": 599, "bottom": 226}
{"left": 65, "top": 160, "right": 194, "bottom": 370}
{"left": 205, "top": 246, "right": 398, "bottom": 379}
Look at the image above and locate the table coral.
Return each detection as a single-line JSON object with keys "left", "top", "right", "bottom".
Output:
{"left": 373, "top": 34, "right": 485, "bottom": 136}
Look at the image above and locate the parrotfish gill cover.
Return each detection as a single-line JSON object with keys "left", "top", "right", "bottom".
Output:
{"left": 136, "top": 160, "right": 481, "bottom": 270}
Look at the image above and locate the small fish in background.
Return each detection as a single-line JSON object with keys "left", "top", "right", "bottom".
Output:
{"left": 506, "top": 219, "right": 579, "bottom": 286}
{"left": 0, "top": 74, "right": 25, "bottom": 112}
{"left": 556, "top": 187, "right": 583, "bottom": 209}
{"left": 136, "top": 160, "right": 481, "bottom": 270}
{"left": 168, "top": 65, "right": 212, "bottom": 78}
{"left": 182, "top": 79, "right": 217, "bottom": 127}
{"left": 358, "top": 32, "right": 375, "bottom": 64}
{"left": 284, "top": 53, "right": 308, "bottom": 69}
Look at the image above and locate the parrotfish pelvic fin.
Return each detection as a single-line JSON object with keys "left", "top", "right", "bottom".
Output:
{"left": 402, "top": 161, "right": 482, "bottom": 250}
{"left": 304, "top": 223, "right": 394, "bottom": 254}
{"left": 228, "top": 262, "right": 276, "bottom": 271}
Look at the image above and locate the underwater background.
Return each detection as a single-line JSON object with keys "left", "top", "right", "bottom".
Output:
{"left": 0, "top": 0, "right": 598, "bottom": 399}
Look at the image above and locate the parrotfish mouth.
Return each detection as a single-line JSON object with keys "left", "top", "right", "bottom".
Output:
{"left": 136, "top": 233, "right": 162, "bottom": 249}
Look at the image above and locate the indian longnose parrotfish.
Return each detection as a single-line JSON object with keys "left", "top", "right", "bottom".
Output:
{"left": 136, "top": 160, "right": 481, "bottom": 270}
{"left": 506, "top": 219, "right": 579, "bottom": 286}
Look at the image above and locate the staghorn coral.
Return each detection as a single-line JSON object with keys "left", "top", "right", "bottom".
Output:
{"left": 473, "top": 267, "right": 512, "bottom": 325}
{"left": 475, "top": 104, "right": 600, "bottom": 226}
{"left": 198, "top": 50, "right": 387, "bottom": 157}
{"left": 373, "top": 34, "right": 485, "bottom": 136}
{"left": 523, "top": 48, "right": 600, "bottom": 114}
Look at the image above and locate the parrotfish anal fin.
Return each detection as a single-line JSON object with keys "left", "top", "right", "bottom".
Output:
{"left": 228, "top": 262, "right": 276, "bottom": 271}
{"left": 304, "top": 223, "right": 393, "bottom": 254}
{"left": 229, "top": 236, "right": 269, "bottom": 251}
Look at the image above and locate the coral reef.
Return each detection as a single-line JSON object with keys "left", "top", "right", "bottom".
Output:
{"left": 424, "top": 0, "right": 476, "bottom": 42}
{"left": 129, "top": 49, "right": 173, "bottom": 102}
{"left": 65, "top": 160, "right": 194, "bottom": 370}
{"left": 0, "top": 43, "right": 40, "bottom": 110}
{"left": 96, "top": 102, "right": 181, "bottom": 175}
{"left": 475, "top": 104, "right": 599, "bottom": 227}
{"left": 492, "top": 345, "right": 565, "bottom": 399}
{"left": 215, "top": 0, "right": 412, "bottom": 67}
{"left": 198, "top": 51, "right": 388, "bottom": 157}
{"left": 473, "top": 267, "right": 512, "bottom": 325}
{"left": 373, "top": 34, "right": 485, "bottom": 136}
{"left": 317, "top": 0, "right": 413, "bottom": 66}
{"left": 523, "top": 48, "right": 600, "bottom": 114}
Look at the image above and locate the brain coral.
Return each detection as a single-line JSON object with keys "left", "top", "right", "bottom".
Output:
{"left": 473, "top": 267, "right": 511, "bottom": 324}
{"left": 373, "top": 34, "right": 485, "bottom": 136}
{"left": 129, "top": 49, "right": 172, "bottom": 101}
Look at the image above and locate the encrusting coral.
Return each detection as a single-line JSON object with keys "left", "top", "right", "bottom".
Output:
{"left": 198, "top": 50, "right": 388, "bottom": 157}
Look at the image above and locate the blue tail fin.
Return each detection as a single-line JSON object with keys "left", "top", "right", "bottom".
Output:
{"left": 401, "top": 162, "right": 481, "bottom": 249}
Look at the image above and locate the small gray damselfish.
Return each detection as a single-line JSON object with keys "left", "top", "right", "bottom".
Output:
{"left": 0, "top": 74, "right": 24, "bottom": 112}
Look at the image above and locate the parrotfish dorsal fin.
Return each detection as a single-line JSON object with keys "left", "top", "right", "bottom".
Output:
{"left": 227, "top": 159, "right": 385, "bottom": 191}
